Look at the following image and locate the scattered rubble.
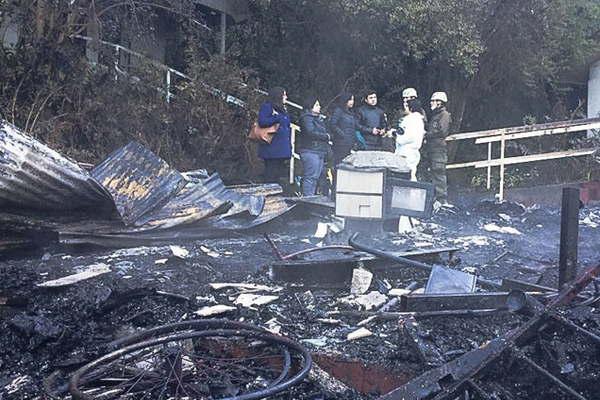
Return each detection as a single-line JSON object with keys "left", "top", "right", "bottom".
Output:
{"left": 1, "top": 138, "right": 599, "bottom": 400}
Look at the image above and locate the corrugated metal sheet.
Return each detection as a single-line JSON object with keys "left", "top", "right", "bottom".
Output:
{"left": 58, "top": 184, "right": 294, "bottom": 247}
{"left": 0, "top": 121, "right": 109, "bottom": 210}
{"left": 91, "top": 142, "right": 187, "bottom": 226}
{"left": 134, "top": 173, "right": 265, "bottom": 229}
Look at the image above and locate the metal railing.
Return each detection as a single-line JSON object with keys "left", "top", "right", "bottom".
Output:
{"left": 446, "top": 117, "right": 600, "bottom": 201}
{"left": 73, "top": 35, "right": 303, "bottom": 183}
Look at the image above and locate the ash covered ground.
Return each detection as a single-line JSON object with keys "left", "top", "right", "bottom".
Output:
{"left": 1, "top": 198, "right": 600, "bottom": 399}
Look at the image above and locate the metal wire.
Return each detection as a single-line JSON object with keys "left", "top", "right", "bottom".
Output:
{"left": 70, "top": 327, "right": 312, "bottom": 400}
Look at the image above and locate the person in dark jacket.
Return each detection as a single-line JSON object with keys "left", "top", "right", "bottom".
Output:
{"left": 424, "top": 91, "right": 452, "bottom": 204}
{"left": 329, "top": 92, "right": 359, "bottom": 166}
{"left": 298, "top": 96, "right": 330, "bottom": 196}
{"left": 257, "top": 87, "right": 292, "bottom": 186}
{"left": 356, "top": 90, "right": 388, "bottom": 151}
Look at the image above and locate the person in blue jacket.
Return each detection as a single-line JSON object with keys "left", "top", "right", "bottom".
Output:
{"left": 298, "top": 95, "right": 331, "bottom": 196}
{"left": 258, "top": 87, "right": 292, "bottom": 185}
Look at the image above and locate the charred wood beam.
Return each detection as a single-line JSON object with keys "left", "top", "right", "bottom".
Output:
{"left": 328, "top": 309, "right": 503, "bottom": 320}
{"left": 559, "top": 187, "right": 580, "bottom": 288}
{"left": 400, "top": 292, "right": 526, "bottom": 312}
{"left": 500, "top": 278, "right": 557, "bottom": 293}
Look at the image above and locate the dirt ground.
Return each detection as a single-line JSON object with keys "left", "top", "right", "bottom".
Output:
{"left": 1, "top": 197, "right": 599, "bottom": 399}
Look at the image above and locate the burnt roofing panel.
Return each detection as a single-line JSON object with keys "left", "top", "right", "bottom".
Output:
{"left": 92, "top": 142, "right": 187, "bottom": 226}
{"left": 0, "top": 121, "right": 109, "bottom": 210}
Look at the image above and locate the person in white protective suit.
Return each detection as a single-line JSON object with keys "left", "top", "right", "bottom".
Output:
{"left": 395, "top": 98, "right": 425, "bottom": 181}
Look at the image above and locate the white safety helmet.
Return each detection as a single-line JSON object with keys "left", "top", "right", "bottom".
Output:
{"left": 431, "top": 92, "right": 448, "bottom": 103}
{"left": 402, "top": 88, "right": 418, "bottom": 98}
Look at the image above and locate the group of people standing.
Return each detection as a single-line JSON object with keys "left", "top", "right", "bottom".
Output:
{"left": 256, "top": 86, "right": 452, "bottom": 205}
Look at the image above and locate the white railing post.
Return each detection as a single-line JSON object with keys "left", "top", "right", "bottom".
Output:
{"left": 498, "top": 133, "right": 505, "bottom": 202}
{"left": 486, "top": 142, "right": 492, "bottom": 189}
{"left": 166, "top": 69, "right": 171, "bottom": 103}
{"left": 289, "top": 124, "right": 299, "bottom": 184}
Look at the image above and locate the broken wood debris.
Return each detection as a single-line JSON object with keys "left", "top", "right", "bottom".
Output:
{"left": 234, "top": 293, "right": 279, "bottom": 308}
{"left": 378, "top": 263, "right": 600, "bottom": 400}
{"left": 194, "top": 305, "right": 236, "bottom": 317}
{"left": 36, "top": 263, "right": 111, "bottom": 288}
{"left": 347, "top": 327, "right": 373, "bottom": 341}
{"left": 399, "top": 291, "right": 545, "bottom": 312}
{"left": 401, "top": 316, "right": 445, "bottom": 367}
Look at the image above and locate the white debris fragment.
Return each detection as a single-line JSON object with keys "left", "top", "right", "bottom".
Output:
{"left": 101, "top": 246, "right": 163, "bottom": 259}
{"left": 194, "top": 305, "right": 236, "bottom": 317}
{"left": 154, "top": 258, "right": 169, "bottom": 265}
{"left": 37, "top": 263, "right": 111, "bottom": 287}
{"left": 451, "top": 236, "right": 491, "bottom": 247}
{"left": 234, "top": 294, "right": 279, "bottom": 308}
{"left": 354, "top": 291, "right": 388, "bottom": 310}
{"left": 498, "top": 213, "right": 511, "bottom": 222}
{"left": 314, "top": 222, "right": 329, "bottom": 238}
{"left": 301, "top": 338, "right": 328, "bottom": 347}
{"left": 264, "top": 318, "right": 282, "bottom": 334}
{"left": 414, "top": 242, "right": 433, "bottom": 248}
{"left": 581, "top": 216, "right": 598, "bottom": 228}
{"left": 315, "top": 318, "right": 342, "bottom": 325}
{"left": 388, "top": 288, "right": 411, "bottom": 297}
{"left": 4, "top": 375, "right": 33, "bottom": 394}
{"left": 462, "top": 266, "right": 478, "bottom": 274}
{"left": 483, "top": 223, "right": 522, "bottom": 235}
{"left": 350, "top": 268, "right": 373, "bottom": 295}
{"left": 170, "top": 245, "right": 190, "bottom": 259}
{"left": 347, "top": 327, "right": 373, "bottom": 341}
{"left": 200, "top": 245, "right": 220, "bottom": 258}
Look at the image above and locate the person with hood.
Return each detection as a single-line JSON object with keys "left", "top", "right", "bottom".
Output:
{"left": 424, "top": 91, "right": 452, "bottom": 204}
{"left": 257, "top": 87, "right": 292, "bottom": 186}
{"left": 298, "top": 96, "right": 330, "bottom": 196}
{"left": 395, "top": 99, "right": 426, "bottom": 181}
{"left": 356, "top": 90, "right": 388, "bottom": 151}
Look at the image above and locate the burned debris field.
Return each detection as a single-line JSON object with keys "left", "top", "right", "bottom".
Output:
{"left": 2, "top": 181, "right": 600, "bottom": 399}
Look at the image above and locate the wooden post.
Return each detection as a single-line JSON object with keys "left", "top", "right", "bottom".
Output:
{"left": 498, "top": 133, "right": 505, "bottom": 201}
{"left": 486, "top": 142, "right": 492, "bottom": 190}
{"left": 559, "top": 187, "right": 580, "bottom": 288}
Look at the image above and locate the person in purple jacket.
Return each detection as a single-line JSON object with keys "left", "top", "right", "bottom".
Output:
{"left": 257, "top": 87, "right": 292, "bottom": 186}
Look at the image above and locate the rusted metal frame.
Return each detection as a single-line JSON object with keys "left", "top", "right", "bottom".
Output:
{"left": 378, "top": 263, "right": 600, "bottom": 400}
{"left": 511, "top": 347, "right": 588, "bottom": 400}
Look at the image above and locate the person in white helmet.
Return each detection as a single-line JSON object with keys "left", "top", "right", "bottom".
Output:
{"left": 395, "top": 98, "right": 425, "bottom": 181}
{"left": 424, "top": 91, "right": 452, "bottom": 205}
{"left": 396, "top": 87, "right": 427, "bottom": 129}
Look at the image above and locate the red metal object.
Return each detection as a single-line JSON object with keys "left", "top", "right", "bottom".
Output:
{"left": 314, "top": 354, "right": 414, "bottom": 395}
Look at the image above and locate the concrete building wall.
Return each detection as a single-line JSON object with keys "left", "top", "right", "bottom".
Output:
{"left": 588, "top": 60, "right": 600, "bottom": 119}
